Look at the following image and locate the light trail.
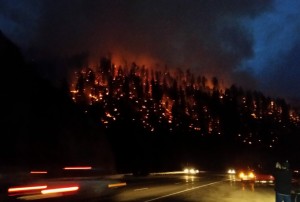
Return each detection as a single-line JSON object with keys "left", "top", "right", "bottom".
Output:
{"left": 8, "top": 185, "right": 47, "bottom": 193}
{"left": 41, "top": 186, "right": 79, "bottom": 194}
{"left": 63, "top": 166, "right": 92, "bottom": 170}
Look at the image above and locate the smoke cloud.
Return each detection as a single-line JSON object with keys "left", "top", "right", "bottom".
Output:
{"left": 5, "top": 0, "right": 300, "bottom": 105}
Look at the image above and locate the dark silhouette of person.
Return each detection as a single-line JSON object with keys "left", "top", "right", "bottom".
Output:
{"left": 274, "top": 161, "right": 292, "bottom": 202}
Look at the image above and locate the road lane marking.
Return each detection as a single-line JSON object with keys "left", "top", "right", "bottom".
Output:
{"left": 144, "top": 179, "right": 228, "bottom": 202}
{"left": 134, "top": 188, "right": 149, "bottom": 191}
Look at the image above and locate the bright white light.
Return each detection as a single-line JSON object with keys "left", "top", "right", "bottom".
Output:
{"left": 227, "top": 169, "right": 236, "bottom": 174}
{"left": 183, "top": 168, "right": 199, "bottom": 174}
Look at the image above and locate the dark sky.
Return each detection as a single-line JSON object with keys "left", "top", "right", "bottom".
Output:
{"left": 1, "top": 0, "right": 300, "bottom": 107}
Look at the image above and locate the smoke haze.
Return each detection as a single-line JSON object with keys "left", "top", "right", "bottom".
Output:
{"left": 2, "top": 0, "right": 300, "bottom": 107}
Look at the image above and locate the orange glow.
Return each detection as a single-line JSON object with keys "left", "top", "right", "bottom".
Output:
{"left": 110, "top": 51, "right": 159, "bottom": 71}
{"left": 8, "top": 185, "right": 47, "bottom": 193}
{"left": 108, "top": 182, "right": 127, "bottom": 188}
{"left": 63, "top": 166, "right": 92, "bottom": 170}
{"left": 41, "top": 186, "right": 79, "bottom": 194}
{"left": 30, "top": 171, "right": 48, "bottom": 174}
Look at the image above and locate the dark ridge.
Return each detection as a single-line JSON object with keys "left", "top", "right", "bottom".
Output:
{"left": 0, "top": 30, "right": 115, "bottom": 173}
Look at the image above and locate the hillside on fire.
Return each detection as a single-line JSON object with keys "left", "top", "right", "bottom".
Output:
{"left": 70, "top": 56, "right": 300, "bottom": 172}
{"left": 1, "top": 30, "right": 300, "bottom": 174}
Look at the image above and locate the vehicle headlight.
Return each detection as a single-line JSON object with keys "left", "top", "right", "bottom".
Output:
{"left": 184, "top": 168, "right": 199, "bottom": 174}
{"left": 228, "top": 169, "right": 235, "bottom": 174}
{"left": 248, "top": 172, "right": 255, "bottom": 178}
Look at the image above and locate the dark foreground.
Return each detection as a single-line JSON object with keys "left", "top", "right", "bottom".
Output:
{"left": 3, "top": 170, "right": 293, "bottom": 202}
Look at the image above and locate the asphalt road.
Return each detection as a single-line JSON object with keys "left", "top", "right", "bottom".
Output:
{"left": 2, "top": 171, "right": 278, "bottom": 202}
{"left": 105, "top": 173, "right": 275, "bottom": 202}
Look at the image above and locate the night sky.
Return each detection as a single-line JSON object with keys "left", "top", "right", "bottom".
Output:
{"left": 1, "top": 0, "right": 300, "bottom": 108}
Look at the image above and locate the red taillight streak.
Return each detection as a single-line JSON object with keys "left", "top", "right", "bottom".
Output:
{"left": 63, "top": 166, "right": 92, "bottom": 170}
{"left": 30, "top": 171, "right": 48, "bottom": 174}
{"left": 8, "top": 185, "right": 47, "bottom": 193}
{"left": 41, "top": 186, "right": 79, "bottom": 194}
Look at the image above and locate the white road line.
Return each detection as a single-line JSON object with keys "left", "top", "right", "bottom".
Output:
{"left": 134, "top": 187, "right": 149, "bottom": 191}
{"left": 144, "top": 179, "right": 228, "bottom": 202}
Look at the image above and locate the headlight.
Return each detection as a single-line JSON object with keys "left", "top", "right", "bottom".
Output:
{"left": 184, "top": 168, "right": 199, "bottom": 174}
{"left": 239, "top": 171, "right": 255, "bottom": 180}
{"left": 248, "top": 172, "right": 255, "bottom": 178}
{"left": 228, "top": 169, "right": 236, "bottom": 174}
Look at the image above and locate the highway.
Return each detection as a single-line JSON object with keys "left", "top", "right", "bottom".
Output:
{"left": 105, "top": 172, "right": 275, "bottom": 202}
{"left": 1, "top": 170, "right": 278, "bottom": 202}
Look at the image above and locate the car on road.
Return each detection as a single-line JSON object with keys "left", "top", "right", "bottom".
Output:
{"left": 236, "top": 168, "right": 274, "bottom": 183}
{"left": 237, "top": 169, "right": 256, "bottom": 182}
{"left": 183, "top": 167, "right": 199, "bottom": 175}
{"left": 227, "top": 168, "right": 236, "bottom": 174}
{"left": 254, "top": 172, "right": 274, "bottom": 183}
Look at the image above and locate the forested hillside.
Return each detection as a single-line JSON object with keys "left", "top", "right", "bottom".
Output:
{"left": 70, "top": 56, "right": 300, "bottom": 172}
